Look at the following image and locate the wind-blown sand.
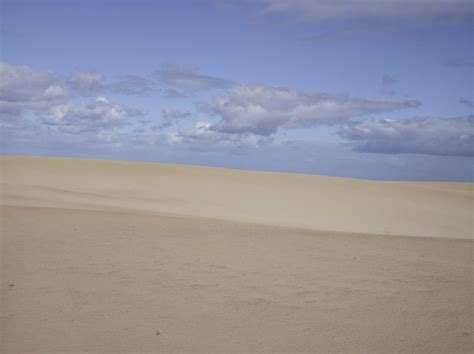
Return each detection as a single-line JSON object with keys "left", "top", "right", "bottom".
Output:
{"left": 0, "top": 157, "right": 472, "bottom": 352}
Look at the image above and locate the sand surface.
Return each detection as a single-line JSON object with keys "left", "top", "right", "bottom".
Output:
{"left": 0, "top": 157, "right": 473, "bottom": 352}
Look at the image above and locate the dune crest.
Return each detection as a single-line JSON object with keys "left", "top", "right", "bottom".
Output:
{"left": 1, "top": 156, "right": 471, "bottom": 239}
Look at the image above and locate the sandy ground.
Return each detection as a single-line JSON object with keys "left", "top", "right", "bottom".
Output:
{"left": 0, "top": 157, "right": 473, "bottom": 352}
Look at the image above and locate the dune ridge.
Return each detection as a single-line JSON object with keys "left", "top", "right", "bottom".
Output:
{"left": 0, "top": 156, "right": 471, "bottom": 239}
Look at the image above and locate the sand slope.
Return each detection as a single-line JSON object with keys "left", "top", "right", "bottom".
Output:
{"left": 0, "top": 157, "right": 473, "bottom": 352}
{"left": 1, "top": 206, "right": 472, "bottom": 352}
{"left": 0, "top": 156, "right": 472, "bottom": 239}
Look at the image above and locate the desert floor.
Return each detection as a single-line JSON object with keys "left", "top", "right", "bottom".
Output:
{"left": 0, "top": 157, "right": 472, "bottom": 352}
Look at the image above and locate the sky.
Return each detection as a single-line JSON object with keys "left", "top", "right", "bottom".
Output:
{"left": 0, "top": 0, "right": 473, "bottom": 181}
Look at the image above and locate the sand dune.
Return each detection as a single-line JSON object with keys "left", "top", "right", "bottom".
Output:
{"left": 0, "top": 156, "right": 472, "bottom": 239}
{"left": 1, "top": 157, "right": 472, "bottom": 352}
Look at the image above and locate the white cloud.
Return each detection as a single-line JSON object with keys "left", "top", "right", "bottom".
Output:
{"left": 95, "top": 96, "right": 109, "bottom": 104}
{"left": 339, "top": 116, "right": 474, "bottom": 156}
{"left": 200, "top": 84, "right": 419, "bottom": 136}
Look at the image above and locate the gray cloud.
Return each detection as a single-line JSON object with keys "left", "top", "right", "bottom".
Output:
{"left": 157, "top": 65, "right": 234, "bottom": 91}
{"left": 152, "top": 106, "right": 192, "bottom": 129}
{"left": 0, "top": 62, "right": 154, "bottom": 111}
{"left": 162, "top": 106, "right": 191, "bottom": 120}
{"left": 459, "top": 97, "right": 474, "bottom": 108}
{"left": 163, "top": 89, "right": 187, "bottom": 98}
{"left": 0, "top": 62, "right": 148, "bottom": 136}
{"left": 200, "top": 84, "right": 419, "bottom": 136}
{"left": 0, "top": 62, "right": 70, "bottom": 127}
{"left": 39, "top": 97, "right": 143, "bottom": 133}
{"left": 303, "top": 25, "right": 397, "bottom": 44}
{"left": 173, "top": 121, "right": 273, "bottom": 151}
{"left": 67, "top": 70, "right": 104, "bottom": 96}
{"left": 68, "top": 71, "right": 158, "bottom": 96}
{"left": 445, "top": 59, "right": 474, "bottom": 68}
{"left": 381, "top": 74, "right": 398, "bottom": 95}
{"left": 0, "top": 101, "right": 24, "bottom": 122}
{"left": 257, "top": 0, "right": 473, "bottom": 24}
{"left": 108, "top": 75, "right": 158, "bottom": 95}
{"left": 0, "top": 62, "right": 69, "bottom": 105}
{"left": 339, "top": 116, "right": 474, "bottom": 157}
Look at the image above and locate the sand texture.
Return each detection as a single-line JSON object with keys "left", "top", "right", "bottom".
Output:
{"left": 0, "top": 157, "right": 473, "bottom": 352}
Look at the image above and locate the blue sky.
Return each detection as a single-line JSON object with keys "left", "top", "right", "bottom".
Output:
{"left": 1, "top": 0, "right": 473, "bottom": 180}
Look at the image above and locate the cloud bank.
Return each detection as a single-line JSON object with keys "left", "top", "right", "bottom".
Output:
{"left": 2, "top": 61, "right": 472, "bottom": 160}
